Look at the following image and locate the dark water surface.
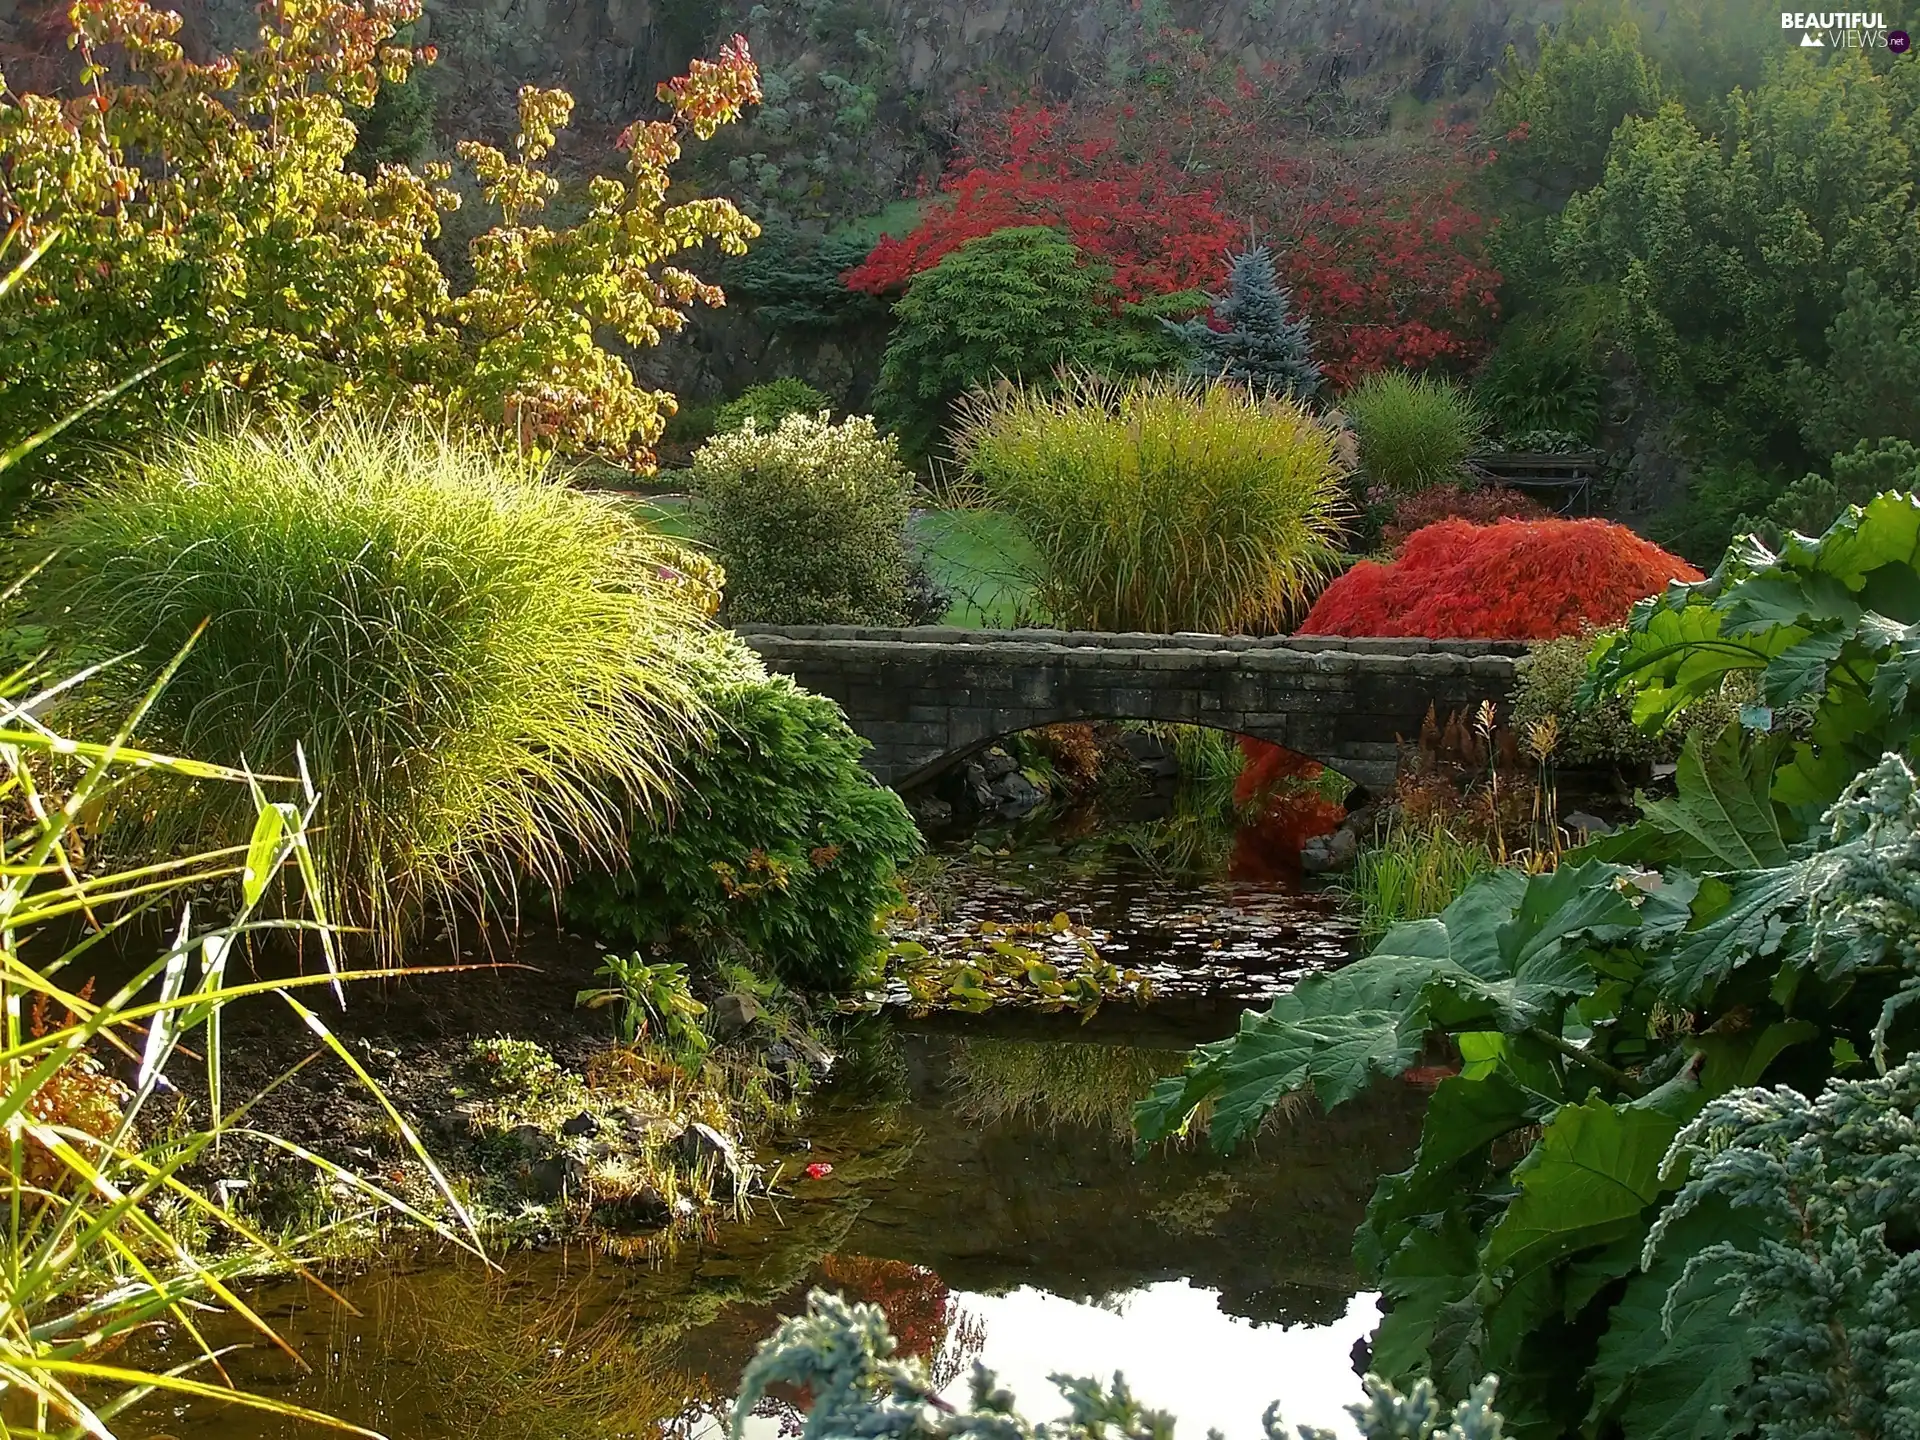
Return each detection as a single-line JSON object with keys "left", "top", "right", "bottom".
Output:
{"left": 150, "top": 841, "right": 1418, "bottom": 1440}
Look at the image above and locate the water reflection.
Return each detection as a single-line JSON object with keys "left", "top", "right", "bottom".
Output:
{"left": 149, "top": 819, "right": 1413, "bottom": 1440}
{"left": 154, "top": 1026, "right": 1419, "bottom": 1440}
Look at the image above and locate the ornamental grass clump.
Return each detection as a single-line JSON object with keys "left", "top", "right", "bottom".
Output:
{"left": 23, "top": 413, "right": 715, "bottom": 951}
{"left": 0, "top": 644, "right": 482, "bottom": 1437}
{"left": 691, "top": 412, "right": 918, "bottom": 627}
{"left": 953, "top": 372, "right": 1349, "bottom": 634}
{"left": 1343, "top": 370, "right": 1484, "bottom": 494}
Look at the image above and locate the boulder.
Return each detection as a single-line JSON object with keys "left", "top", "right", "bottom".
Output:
{"left": 991, "top": 769, "right": 1044, "bottom": 819}
{"left": 978, "top": 747, "right": 1019, "bottom": 780}
{"left": 526, "top": 1153, "right": 588, "bottom": 1201}
{"left": 710, "top": 991, "right": 763, "bottom": 1038}
{"left": 1300, "top": 825, "right": 1359, "bottom": 874}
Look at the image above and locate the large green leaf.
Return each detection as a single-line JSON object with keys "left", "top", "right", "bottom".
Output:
{"left": 1778, "top": 490, "right": 1920, "bottom": 591}
{"left": 1637, "top": 725, "right": 1791, "bottom": 869}
{"left": 1589, "top": 492, "right": 1920, "bottom": 816}
{"left": 1586, "top": 1199, "right": 1771, "bottom": 1440}
{"left": 1132, "top": 960, "right": 1427, "bottom": 1150}
{"left": 1359, "top": 1073, "right": 1539, "bottom": 1271}
{"left": 1136, "top": 865, "right": 1624, "bottom": 1153}
{"left": 1481, "top": 1098, "right": 1681, "bottom": 1282}
{"left": 1369, "top": 1210, "right": 1481, "bottom": 1388}
{"left": 1648, "top": 865, "right": 1812, "bottom": 1007}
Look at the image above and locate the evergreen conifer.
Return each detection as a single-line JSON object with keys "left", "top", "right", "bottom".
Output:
{"left": 1165, "top": 245, "right": 1322, "bottom": 401}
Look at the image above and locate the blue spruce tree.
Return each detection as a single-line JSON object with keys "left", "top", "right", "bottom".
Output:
{"left": 1164, "top": 245, "right": 1322, "bottom": 401}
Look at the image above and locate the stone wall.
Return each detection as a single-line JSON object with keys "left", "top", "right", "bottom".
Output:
{"left": 737, "top": 625, "right": 1524, "bottom": 793}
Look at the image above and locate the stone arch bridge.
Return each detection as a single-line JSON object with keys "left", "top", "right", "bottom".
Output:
{"left": 737, "top": 626, "right": 1525, "bottom": 795}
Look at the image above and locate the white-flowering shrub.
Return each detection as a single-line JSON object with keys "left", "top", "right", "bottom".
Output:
{"left": 691, "top": 412, "right": 917, "bottom": 626}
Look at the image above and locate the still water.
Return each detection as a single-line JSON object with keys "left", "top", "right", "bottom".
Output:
{"left": 152, "top": 837, "right": 1418, "bottom": 1440}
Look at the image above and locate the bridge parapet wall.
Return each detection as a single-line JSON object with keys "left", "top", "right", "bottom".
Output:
{"left": 735, "top": 626, "right": 1525, "bottom": 794}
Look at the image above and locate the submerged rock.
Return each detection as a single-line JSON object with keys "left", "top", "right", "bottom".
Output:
{"left": 991, "top": 769, "right": 1043, "bottom": 819}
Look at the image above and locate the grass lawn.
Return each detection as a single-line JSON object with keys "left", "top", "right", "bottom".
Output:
{"left": 625, "top": 494, "right": 1040, "bottom": 628}
{"left": 912, "top": 508, "right": 1038, "bottom": 628}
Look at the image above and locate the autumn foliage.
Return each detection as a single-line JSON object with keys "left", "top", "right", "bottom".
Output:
{"left": 1300, "top": 518, "right": 1703, "bottom": 640}
{"left": 845, "top": 104, "right": 1236, "bottom": 303}
{"left": 847, "top": 38, "right": 1500, "bottom": 384}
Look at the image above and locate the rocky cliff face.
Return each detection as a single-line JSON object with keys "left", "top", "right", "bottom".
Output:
{"left": 131, "top": 0, "right": 1567, "bottom": 208}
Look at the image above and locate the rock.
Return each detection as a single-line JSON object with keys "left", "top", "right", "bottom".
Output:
{"left": 526, "top": 1153, "right": 589, "bottom": 1202}
{"left": 710, "top": 991, "right": 763, "bottom": 1038}
{"left": 992, "top": 770, "right": 1043, "bottom": 819}
{"left": 911, "top": 795, "right": 954, "bottom": 827}
{"left": 1118, "top": 731, "right": 1170, "bottom": 764}
{"left": 1564, "top": 811, "right": 1614, "bottom": 837}
{"left": 978, "top": 747, "right": 1018, "bottom": 780}
{"left": 676, "top": 1121, "right": 738, "bottom": 1171}
{"left": 559, "top": 1111, "right": 598, "bottom": 1138}
{"left": 505, "top": 1123, "right": 549, "bottom": 1156}
{"left": 1300, "top": 826, "right": 1359, "bottom": 874}
{"left": 677, "top": 1120, "right": 759, "bottom": 1195}
{"left": 594, "top": 1186, "right": 670, "bottom": 1230}
{"left": 611, "top": 1105, "right": 683, "bottom": 1147}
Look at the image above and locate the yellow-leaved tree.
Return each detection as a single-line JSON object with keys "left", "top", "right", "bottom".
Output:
{"left": 0, "top": 0, "right": 760, "bottom": 480}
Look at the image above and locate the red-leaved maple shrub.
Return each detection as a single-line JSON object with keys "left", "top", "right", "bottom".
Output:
{"left": 1300, "top": 518, "right": 1702, "bottom": 640}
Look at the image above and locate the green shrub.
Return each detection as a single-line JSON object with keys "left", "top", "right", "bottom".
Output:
{"left": 874, "top": 227, "right": 1116, "bottom": 458}
{"left": 1735, "top": 437, "right": 1920, "bottom": 549}
{"left": 1651, "top": 456, "right": 1783, "bottom": 566}
{"left": 1342, "top": 370, "right": 1484, "bottom": 494}
{"left": 1658, "top": 438, "right": 1920, "bottom": 571}
{"left": 713, "top": 378, "right": 832, "bottom": 435}
{"left": 24, "top": 413, "right": 713, "bottom": 950}
{"left": 691, "top": 411, "right": 917, "bottom": 626}
{"left": 954, "top": 372, "right": 1349, "bottom": 634}
{"left": 662, "top": 399, "right": 723, "bottom": 450}
{"left": 1472, "top": 310, "right": 1607, "bottom": 443}
{"left": 1512, "top": 628, "right": 1749, "bottom": 770}
{"left": 563, "top": 634, "right": 922, "bottom": 991}
{"left": 1551, "top": 53, "right": 1918, "bottom": 476}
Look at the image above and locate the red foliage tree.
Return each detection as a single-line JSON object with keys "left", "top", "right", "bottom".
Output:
{"left": 844, "top": 104, "right": 1238, "bottom": 303}
{"left": 1280, "top": 177, "right": 1502, "bottom": 384}
{"left": 1300, "top": 519, "right": 1703, "bottom": 641}
{"left": 847, "top": 36, "right": 1500, "bottom": 382}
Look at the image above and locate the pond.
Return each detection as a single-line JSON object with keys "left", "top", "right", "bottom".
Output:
{"left": 147, "top": 823, "right": 1420, "bottom": 1440}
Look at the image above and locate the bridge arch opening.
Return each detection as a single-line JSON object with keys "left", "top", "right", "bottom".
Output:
{"left": 900, "top": 719, "right": 1360, "bottom": 881}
